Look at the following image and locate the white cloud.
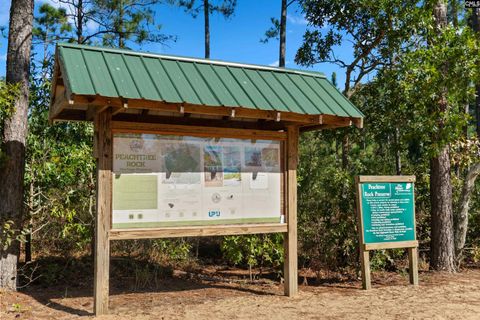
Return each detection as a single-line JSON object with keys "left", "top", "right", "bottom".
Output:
{"left": 268, "top": 60, "right": 291, "bottom": 67}
{"left": 269, "top": 60, "right": 279, "bottom": 67}
{"left": 85, "top": 19, "right": 99, "bottom": 33}
{"left": 35, "top": 0, "right": 63, "bottom": 9}
{"left": 287, "top": 14, "right": 308, "bottom": 26}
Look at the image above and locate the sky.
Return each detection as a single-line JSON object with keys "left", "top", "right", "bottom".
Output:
{"left": 0, "top": 0, "right": 353, "bottom": 89}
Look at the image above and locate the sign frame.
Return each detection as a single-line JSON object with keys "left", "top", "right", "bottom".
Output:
{"left": 355, "top": 175, "right": 419, "bottom": 289}
{"left": 93, "top": 112, "right": 299, "bottom": 314}
{"left": 109, "top": 121, "right": 287, "bottom": 237}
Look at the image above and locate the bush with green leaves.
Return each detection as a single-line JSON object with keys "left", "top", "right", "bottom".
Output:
{"left": 221, "top": 234, "right": 284, "bottom": 280}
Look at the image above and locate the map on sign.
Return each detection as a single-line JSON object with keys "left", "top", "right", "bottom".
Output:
{"left": 112, "top": 133, "right": 282, "bottom": 229}
{"left": 360, "top": 182, "right": 416, "bottom": 243}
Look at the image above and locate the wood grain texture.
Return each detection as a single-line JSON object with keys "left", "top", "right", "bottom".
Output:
{"left": 70, "top": 95, "right": 323, "bottom": 124}
{"left": 111, "top": 121, "right": 287, "bottom": 140}
{"left": 284, "top": 125, "right": 299, "bottom": 296}
{"left": 354, "top": 176, "right": 371, "bottom": 290}
{"left": 109, "top": 224, "right": 287, "bottom": 240}
{"left": 94, "top": 109, "right": 112, "bottom": 315}
{"left": 357, "top": 175, "right": 416, "bottom": 183}
{"left": 360, "top": 250, "right": 371, "bottom": 290}
{"left": 364, "top": 241, "right": 419, "bottom": 251}
{"left": 408, "top": 247, "right": 419, "bottom": 286}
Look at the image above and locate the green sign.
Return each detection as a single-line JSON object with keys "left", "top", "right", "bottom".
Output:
{"left": 360, "top": 182, "right": 415, "bottom": 243}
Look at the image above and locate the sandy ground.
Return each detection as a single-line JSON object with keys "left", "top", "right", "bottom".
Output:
{"left": 1, "top": 268, "right": 480, "bottom": 319}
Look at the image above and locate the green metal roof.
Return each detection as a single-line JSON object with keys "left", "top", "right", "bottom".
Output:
{"left": 55, "top": 43, "right": 363, "bottom": 120}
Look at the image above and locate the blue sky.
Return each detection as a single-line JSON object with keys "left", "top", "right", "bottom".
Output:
{"left": 0, "top": 0, "right": 353, "bottom": 89}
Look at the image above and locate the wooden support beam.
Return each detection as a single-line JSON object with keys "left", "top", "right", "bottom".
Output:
{"left": 109, "top": 223, "right": 287, "bottom": 240}
{"left": 408, "top": 247, "right": 419, "bottom": 286}
{"left": 94, "top": 108, "right": 112, "bottom": 316}
{"left": 48, "top": 89, "right": 69, "bottom": 122}
{"left": 360, "top": 250, "right": 372, "bottom": 290}
{"left": 111, "top": 121, "right": 287, "bottom": 140}
{"left": 284, "top": 125, "right": 299, "bottom": 297}
{"left": 111, "top": 113, "right": 288, "bottom": 131}
{"left": 357, "top": 175, "right": 416, "bottom": 183}
{"left": 72, "top": 95, "right": 324, "bottom": 125}
{"left": 87, "top": 105, "right": 110, "bottom": 121}
{"left": 364, "top": 240, "right": 418, "bottom": 251}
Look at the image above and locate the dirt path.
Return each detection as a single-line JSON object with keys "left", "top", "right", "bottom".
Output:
{"left": 2, "top": 269, "right": 480, "bottom": 319}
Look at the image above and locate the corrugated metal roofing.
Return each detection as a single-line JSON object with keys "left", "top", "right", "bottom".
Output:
{"left": 55, "top": 43, "right": 363, "bottom": 119}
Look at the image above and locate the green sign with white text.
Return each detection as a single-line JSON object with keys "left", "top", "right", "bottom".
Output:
{"left": 360, "top": 182, "right": 415, "bottom": 244}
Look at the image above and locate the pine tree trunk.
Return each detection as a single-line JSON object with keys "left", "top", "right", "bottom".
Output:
{"left": 430, "top": 148, "right": 456, "bottom": 271}
{"left": 77, "top": 0, "right": 84, "bottom": 44}
{"left": 279, "top": 0, "right": 286, "bottom": 67}
{"left": 429, "top": 1, "right": 455, "bottom": 272}
{"left": 0, "top": 0, "right": 34, "bottom": 290}
{"left": 204, "top": 0, "right": 210, "bottom": 59}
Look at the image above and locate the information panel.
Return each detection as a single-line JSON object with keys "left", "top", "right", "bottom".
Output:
{"left": 112, "top": 133, "right": 282, "bottom": 229}
{"left": 360, "top": 181, "right": 415, "bottom": 243}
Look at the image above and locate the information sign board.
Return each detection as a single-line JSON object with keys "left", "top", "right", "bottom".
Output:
{"left": 355, "top": 176, "right": 419, "bottom": 289}
{"left": 360, "top": 182, "right": 416, "bottom": 244}
{"left": 112, "top": 133, "right": 282, "bottom": 229}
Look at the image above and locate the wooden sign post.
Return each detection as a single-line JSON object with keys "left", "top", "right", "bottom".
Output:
{"left": 355, "top": 176, "right": 419, "bottom": 289}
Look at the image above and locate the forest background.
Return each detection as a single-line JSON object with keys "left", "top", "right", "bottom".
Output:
{"left": 0, "top": 0, "right": 479, "bottom": 290}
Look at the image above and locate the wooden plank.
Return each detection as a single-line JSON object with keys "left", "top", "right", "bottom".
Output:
{"left": 360, "top": 250, "right": 372, "bottom": 290}
{"left": 68, "top": 95, "right": 354, "bottom": 127}
{"left": 408, "top": 247, "right": 419, "bottom": 286}
{"left": 72, "top": 95, "right": 319, "bottom": 124}
{"left": 357, "top": 175, "right": 416, "bottom": 183}
{"left": 111, "top": 121, "right": 287, "bottom": 140}
{"left": 364, "top": 240, "right": 419, "bottom": 251}
{"left": 284, "top": 125, "right": 299, "bottom": 297}
{"left": 48, "top": 88, "right": 69, "bottom": 122}
{"left": 87, "top": 105, "right": 110, "bottom": 121}
{"left": 109, "top": 223, "right": 287, "bottom": 240}
{"left": 354, "top": 176, "right": 371, "bottom": 290}
{"left": 112, "top": 113, "right": 287, "bottom": 131}
{"left": 54, "top": 94, "right": 359, "bottom": 130}
{"left": 94, "top": 109, "right": 112, "bottom": 316}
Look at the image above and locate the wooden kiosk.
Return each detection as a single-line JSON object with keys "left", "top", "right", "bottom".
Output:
{"left": 49, "top": 43, "right": 364, "bottom": 315}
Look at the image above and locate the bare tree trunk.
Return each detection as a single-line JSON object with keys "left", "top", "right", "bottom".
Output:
{"left": 430, "top": 1, "right": 455, "bottom": 272}
{"left": 454, "top": 163, "right": 480, "bottom": 264}
{"left": 341, "top": 134, "right": 349, "bottom": 169}
{"left": 279, "top": 0, "right": 286, "bottom": 67}
{"left": 204, "top": 0, "right": 210, "bottom": 59}
{"left": 394, "top": 127, "right": 402, "bottom": 175}
{"left": 77, "top": 0, "right": 84, "bottom": 44}
{"left": 0, "top": 0, "right": 34, "bottom": 290}
{"left": 118, "top": 3, "right": 125, "bottom": 48}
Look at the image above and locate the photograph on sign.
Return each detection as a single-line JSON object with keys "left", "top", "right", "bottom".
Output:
{"left": 360, "top": 182, "right": 416, "bottom": 244}
{"left": 112, "top": 133, "right": 282, "bottom": 229}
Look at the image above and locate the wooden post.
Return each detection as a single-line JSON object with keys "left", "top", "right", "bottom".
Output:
{"left": 360, "top": 249, "right": 371, "bottom": 290}
{"left": 94, "top": 109, "right": 112, "bottom": 315}
{"left": 284, "top": 125, "right": 298, "bottom": 296}
{"left": 355, "top": 176, "right": 371, "bottom": 290}
{"left": 408, "top": 247, "right": 419, "bottom": 285}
